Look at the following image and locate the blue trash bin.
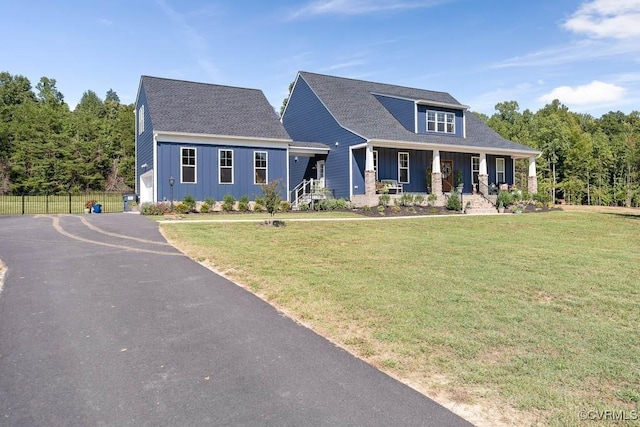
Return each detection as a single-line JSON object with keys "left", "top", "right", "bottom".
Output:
{"left": 93, "top": 204, "right": 102, "bottom": 213}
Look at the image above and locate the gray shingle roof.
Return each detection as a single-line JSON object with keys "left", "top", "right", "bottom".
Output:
{"left": 141, "top": 76, "right": 291, "bottom": 141}
{"left": 298, "top": 72, "right": 539, "bottom": 154}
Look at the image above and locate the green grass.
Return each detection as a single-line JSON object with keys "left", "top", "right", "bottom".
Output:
{"left": 154, "top": 210, "right": 362, "bottom": 221}
{"left": 0, "top": 193, "right": 124, "bottom": 215}
{"left": 161, "top": 211, "right": 640, "bottom": 426}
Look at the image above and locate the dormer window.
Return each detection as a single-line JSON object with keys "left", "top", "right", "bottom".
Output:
{"left": 427, "top": 110, "right": 455, "bottom": 134}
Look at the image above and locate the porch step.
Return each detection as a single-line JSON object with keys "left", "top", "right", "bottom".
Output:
{"left": 463, "top": 194, "right": 498, "bottom": 215}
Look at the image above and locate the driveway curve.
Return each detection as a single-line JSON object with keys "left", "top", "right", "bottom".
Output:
{"left": 0, "top": 214, "right": 471, "bottom": 426}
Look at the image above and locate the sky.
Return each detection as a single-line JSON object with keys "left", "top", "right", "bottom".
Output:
{"left": 2, "top": 0, "right": 639, "bottom": 118}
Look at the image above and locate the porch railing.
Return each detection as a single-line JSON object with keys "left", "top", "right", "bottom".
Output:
{"left": 290, "top": 179, "right": 333, "bottom": 209}
{"left": 477, "top": 181, "right": 498, "bottom": 206}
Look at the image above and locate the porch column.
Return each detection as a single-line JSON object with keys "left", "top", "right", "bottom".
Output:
{"left": 528, "top": 156, "right": 538, "bottom": 194}
{"left": 431, "top": 150, "right": 442, "bottom": 195}
{"left": 365, "top": 144, "right": 376, "bottom": 196}
{"left": 478, "top": 152, "right": 489, "bottom": 197}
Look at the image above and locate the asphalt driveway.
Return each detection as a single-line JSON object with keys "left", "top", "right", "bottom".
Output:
{"left": 0, "top": 214, "right": 471, "bottom": 426}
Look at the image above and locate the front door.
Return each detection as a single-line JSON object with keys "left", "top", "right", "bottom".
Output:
{"left": 441, "top": 160, "right": 453, "bottom": 192}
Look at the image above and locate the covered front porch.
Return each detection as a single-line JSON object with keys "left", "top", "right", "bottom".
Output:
{"left": 349, "top": 141, "right": 538, "bottom": 207}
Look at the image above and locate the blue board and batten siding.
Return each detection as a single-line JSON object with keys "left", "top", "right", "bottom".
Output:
{"left": 283, "top": 76, "right": 365, "bottom": 199}
{"left": 156, "top": 143, "right": 287, "bottom": 201}
{"left": 135, "top": 85, "right": 154, "bottom": 193}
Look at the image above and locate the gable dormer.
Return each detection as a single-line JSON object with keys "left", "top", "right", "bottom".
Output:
{"left": 373, "top": 92, "right": 468, "bottom": 138}
{"left": 415, "top": 100, "right": 468, "bottom": 138}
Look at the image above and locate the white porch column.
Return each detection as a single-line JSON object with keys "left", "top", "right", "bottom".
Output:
{"left": 478, "top": 152, "right": 489, "bottom": 196}
{"left": 364, "top": 144, "right": 376, "bottom": 197}
{"left": 528, "top": 156, "right": 538, "bottom": 194}
{"left": 432, "top": 150, "right": 441, "bottom": 173}
{"left": 365, "top": 144, "right": 374, "bottom": 170}
{"left": 431, "top": 150, "right": 442, "bottom": 195}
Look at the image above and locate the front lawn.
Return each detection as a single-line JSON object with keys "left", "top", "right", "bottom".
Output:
{"left": 161, "top": 211, "right": 640, "bottom": 426}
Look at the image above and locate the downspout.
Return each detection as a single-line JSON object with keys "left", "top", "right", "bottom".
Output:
{"left": 153, "top": 133, "right": 158, "bottom": 203}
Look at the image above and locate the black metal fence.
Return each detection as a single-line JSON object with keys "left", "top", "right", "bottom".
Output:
{"left": 0, "top": 192, "right": 127, "bottom": 215}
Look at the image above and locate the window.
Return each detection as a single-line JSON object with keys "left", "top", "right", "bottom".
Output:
{"left": 426, "top": 110, "right": 455, "bottom": 134}
{"left": 496, "top": 158, "right": 505, "bottom": 183}
{"left": 138, "top": 105, "right": 144, "bottom": 135}
{"left": 471, "top": 156, "right": 480, "bottom": 185}
{"left": 254, "top": 151, "right": 267, "bottom": 184}
{"left": 219, "top": 149, "right": 233, "bottom": 184}
{"left": 398, "top": 152, "right": 409, "bottom": 184}
{"left": 181, "top": 147, "right": 196, "bottom": 183}
{"left": 373, "top": 150, "right": 378, "bottom": 180}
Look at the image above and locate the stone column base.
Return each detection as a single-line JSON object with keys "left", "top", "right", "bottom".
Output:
{"left": 528, "top": 175, "right": 538, "bottom": 194}
{"left": 478, "top": 174, "right": 489, "bottom": 197}
{"left": 365, "top": 170, "right": 376, "bottom": 197}
{"left": 431, "top": 172, "right": 442, "bottom": 195}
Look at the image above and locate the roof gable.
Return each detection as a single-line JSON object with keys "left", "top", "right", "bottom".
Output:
{"left": 297, "top": 71, "right": 539, "bottom": 154}
{"left": 140, "top": 76, "right": 291, "bottom": 141}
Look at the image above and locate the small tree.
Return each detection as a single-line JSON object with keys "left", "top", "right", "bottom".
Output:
{"left": 261, "top": 179, "right": 282, "bottom": 216}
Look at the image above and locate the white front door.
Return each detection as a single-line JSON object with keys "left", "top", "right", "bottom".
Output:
{"left": 316, "top": 160, "right": 326, "bottom": 188}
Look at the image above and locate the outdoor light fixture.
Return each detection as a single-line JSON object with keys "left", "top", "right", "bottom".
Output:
{"left": 294, "top": 156, "right": 299, "bottom": 162}
{"left": 169, "top": 176, "right": 175, "bottom": 211}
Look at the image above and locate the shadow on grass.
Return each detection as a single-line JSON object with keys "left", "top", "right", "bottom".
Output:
{"left": 604, "top": 212, "right": 640, "bottom": 220}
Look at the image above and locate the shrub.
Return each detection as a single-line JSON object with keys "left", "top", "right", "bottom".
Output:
{"left": 182, "top": 194, "right": 196, "bottom": 212}
{"left": 377, "top": 205, "right": 385, "bottom": 214}
{"left": 362, "top": 205, "right": 371, "bottom": 212}
{"left": 533, "top": 192, "right": 550, "bottom": 204}
{"left": 497, "top": 190, "right": 514, "bottom": 208}
{"left": 205, "top": 197, "right": 215, "bottom": 207}
{"left": 174, "top": 203, "right": 189, "bottom": 214}
{"left": 279, "top": 201, "right": 292, "bottom": 212}
{"left": 199, "top": 202, "right": 211, "bottom": 213}
{"left": 391, "top": 205, "right": 401, "bottom": 213}
{"left": 299, "top": 202, "right": 310, "bottom": 211}
{"left": 238, "top": 195, "right": 250, "bottom": 212}
{"left": 414, "top": 194, "right": 425, "bottom": 206}
{"left": 427, "top": 193, "right": 437, "bottom": 206}
{"left": 140, "top": 202, "right": 170, "bottom": 216}
{"left": 378, "top": 193, "right": 390, "bottom": 207}
{"left": 400, "top": 193, "right": 414, "bottom": 207}
{"left": 261, "top": 180, "right": 283, "bottom": 216}
{"left": 253, "top": 202, "right": 265, "bottom": 212}
{"left": 222, "top": 194, "right": 235, "bottom": 212}
{"left": 446, "top": 193, "right": 461, "bottom": 211}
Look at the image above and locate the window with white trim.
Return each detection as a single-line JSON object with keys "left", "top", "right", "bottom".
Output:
{"left": 254, "top": 151, "right": 267, "bottom": 184}
{"left": 138, "top": 105, "right": 144, "bottom": 135}
{"left": 427, "top": 110, "right": 455, "bottom": 134}
{"left": 373, "top": 150, "right": 378, "bottom": 180}
{"left": 496, "top": 158, "right": 505, "bottom": 183}
{"left": 471, "top": 156, "right": 480, "bottom": 185}
{"left": 219, "top": 149, "right": 233, "bottom": 184}
{"left": 181, "top": 147, "right": 196, "bottom": 183}
{"left": 398, "top": 152, "right": 409, "bottom": 184}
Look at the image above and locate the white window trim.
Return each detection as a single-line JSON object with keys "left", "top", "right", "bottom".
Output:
{"left": 471, "top": 156, "right": 480, "bottom": 185}
{"left": 426, "top": 109, "right": 455, "bottom": 134}
{"left": 254, "top": 151, "right": 268, "bottom": 185}
{"left": 496, "top": 158, "right": 506, "bottom": 183}
{"left": 398, "top": 152, "right": 410, "bottom": 184}
{"left": 138, "top": 105, "right": 144, "bottom": 135}
{"left": 180, "top": 147, "right": 196, "bottom": 184}
{"left": 373, "top": 150, "right": 379, "bottom": 180}
{"left": 219, "top": 149, "right": 234, "bottom": 185}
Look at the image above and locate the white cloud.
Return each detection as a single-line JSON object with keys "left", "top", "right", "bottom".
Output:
{"left": 288, "top": 0, "right": 445, "bottom": 19}
{"left": 539, "top": 81, "right": 626, "bottom": 105}
{"left": 564, "top": 0, "right": 640, "bottom": 39}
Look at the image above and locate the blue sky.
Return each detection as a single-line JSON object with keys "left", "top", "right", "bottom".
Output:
{"left": 2, "top": 0, "right": 639, "bottom": 117}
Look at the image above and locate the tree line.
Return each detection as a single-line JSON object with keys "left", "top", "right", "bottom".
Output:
{"left": 0, "top": 71, "right": 134, "bottom": 195}
{"left": 476, "top": 100, "right": 640, "bottom": 207}
{"left": 2, "top": 70, "right": 639, "bottom": 206}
